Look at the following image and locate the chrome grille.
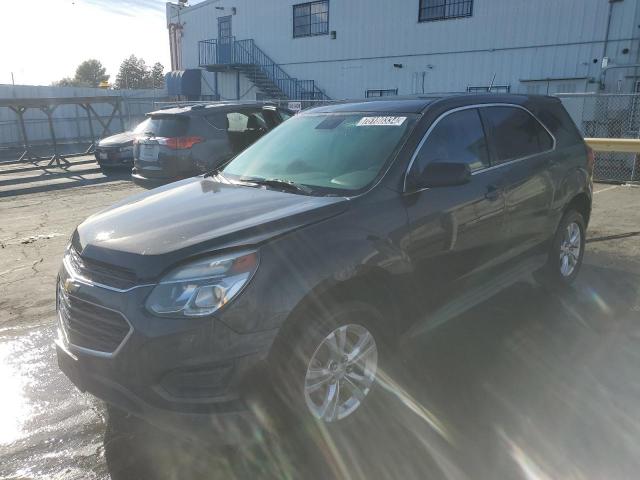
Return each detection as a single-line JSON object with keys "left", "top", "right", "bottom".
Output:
{"left": 57, "top": 282, "right": 131, "bottom": 354}
{"left": 66, "top": 247, "right": 137, "bottom": 290}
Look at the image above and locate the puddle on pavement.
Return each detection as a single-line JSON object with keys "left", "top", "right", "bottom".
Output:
{"left": 0, "top": 324, "right": 107, "bottom": 479}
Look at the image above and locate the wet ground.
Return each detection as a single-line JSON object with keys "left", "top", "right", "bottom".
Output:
{"left": 1, "top": 156, "right": 639, "bottom": 479}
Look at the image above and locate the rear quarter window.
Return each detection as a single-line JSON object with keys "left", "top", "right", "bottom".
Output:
{"left": 532, "top": 101, "right": 585, "bottom": 148}
{"left": 482, "top": 107, "right": 554, "bottom": 163}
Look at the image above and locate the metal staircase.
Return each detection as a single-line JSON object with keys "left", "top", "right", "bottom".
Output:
{"left": 198, "top": 38, "right": 330, "bottom": 102}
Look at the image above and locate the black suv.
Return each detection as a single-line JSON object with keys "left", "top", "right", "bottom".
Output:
{"left": 56, "top": 95, "right": 592, "bottom": 444}
{"left": 132, "top": 102, "right": 292, "bottom": 184}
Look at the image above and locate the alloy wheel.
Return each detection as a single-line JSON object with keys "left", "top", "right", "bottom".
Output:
{"left": 303, "top": 324, "right": 378, "bottom": 422}
{"left": 559, "top": 221, "right": 581, "bottom": 277}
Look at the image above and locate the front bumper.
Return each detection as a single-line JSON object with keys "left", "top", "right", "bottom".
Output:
{"left": 56, "top": 340, "right": 264, "bottom": 445}
{"left": 55, "top": 260, "right": 280, "bottom": 445}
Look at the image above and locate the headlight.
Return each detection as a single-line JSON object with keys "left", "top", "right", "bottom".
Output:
{"left": 145, "top": 250, "right": 259, "bottom": 318}
{"left": 119, "top": 145, "right": 134, "bottom": 153}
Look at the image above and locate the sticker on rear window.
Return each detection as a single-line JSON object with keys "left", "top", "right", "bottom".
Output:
{"left": 357, "top": 116, "right": 406, "bottom": 127}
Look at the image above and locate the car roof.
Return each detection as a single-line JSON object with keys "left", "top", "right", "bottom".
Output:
{"left": 148, "top": 101, "right": 285, "bottom": 117}
{"left": 304, "top": 93, "right": 560, "bottom": 115}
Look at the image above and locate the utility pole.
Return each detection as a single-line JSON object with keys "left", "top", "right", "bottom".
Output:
{"left": 11, "top": 72, "right": 15, "bottom": 86}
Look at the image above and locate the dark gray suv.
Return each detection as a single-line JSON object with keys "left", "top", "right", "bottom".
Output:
{"left": 56, "top": 94, "right": 592, "bottom": 445}
{"left": 132, "top": 102, "right": 292, "bottom": 184}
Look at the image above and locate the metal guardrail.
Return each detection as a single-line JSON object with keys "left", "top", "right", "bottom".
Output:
{"left": 585, "top": 138, "right": 640, "bottom": 154}
{"left": 557, "top": 94, "right": 640, "bottom": 182}
{"left": 585, "top": 137, "right": 640, "bottom": 182}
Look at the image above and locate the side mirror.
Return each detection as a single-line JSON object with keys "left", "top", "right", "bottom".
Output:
{"left": 410, "top": 162, "right": 472, "bottom": 189}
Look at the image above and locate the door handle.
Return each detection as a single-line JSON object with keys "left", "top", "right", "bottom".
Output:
{"left": 485, "top": 184, "right": 502, "bottom": 201}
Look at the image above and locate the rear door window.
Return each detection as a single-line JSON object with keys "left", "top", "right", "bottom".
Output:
{"left": 144, "top": 116, "right": 189, "bottom": 137}
{"left": 411, "top": 108, "right": 490, "bottom": 176}
{"left": 227, "top": 112, "right": 251, "bottom": 132}
{"left": 482, "top": 107, "right": 554, "bottom": 164}
{"left": 205, "top": 110, "right": 268, "bottom": 131}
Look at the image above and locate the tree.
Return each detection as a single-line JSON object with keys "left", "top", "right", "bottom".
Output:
{"left": 52, "top": 77, "right": 79, "bottom": 87}
{"left": 74, "top": 59, "right": 109, "bottom": 87}
{"left": 150, "top": 62, "right": 166, "bottom": 89}
{"left": 115, "top": 55, "right": 151, "bottom": 90}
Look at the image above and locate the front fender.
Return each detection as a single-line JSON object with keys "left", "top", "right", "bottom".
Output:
{"left": 216, "top": 192, "right": 412, "bottom": 335}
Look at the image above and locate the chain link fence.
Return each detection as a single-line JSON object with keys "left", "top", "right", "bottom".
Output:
{"left": 556, "top": 93, "right": 640, "bottom": 183}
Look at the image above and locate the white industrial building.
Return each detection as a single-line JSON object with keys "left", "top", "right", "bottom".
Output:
{"left": 166, "top": 0, "right": 640, "bottom": 101}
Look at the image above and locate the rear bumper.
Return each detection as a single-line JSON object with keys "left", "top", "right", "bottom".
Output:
{"left": 56, "top": 340, "right": 264, "bottom": 445}
{"left": 130, "top": 170, "right": 173, "bottom": 186}
{"left": 133, "top": 148, "right": 197, "bottom": 181}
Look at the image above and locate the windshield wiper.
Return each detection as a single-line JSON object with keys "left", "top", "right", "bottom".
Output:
{"left": 203, "top": 166, "right": 226, "bottom": 179}
{"left": 239, "top": 177, "right": 314, "bottom": 195}
{"left": 203, "top": 157, "right": 236, "bottom": 180}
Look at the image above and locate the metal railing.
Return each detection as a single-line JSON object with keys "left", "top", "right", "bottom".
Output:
{"left": 198, "top": 39, "right": 218, "bottom": 67}
{"left": 198, "top": 37, "right": 330, "bottom": 102}
{"left": 586, "top": 138, "right": 640, "bottom": 154}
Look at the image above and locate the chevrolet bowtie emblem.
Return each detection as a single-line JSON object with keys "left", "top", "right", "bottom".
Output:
{"left": 63, "top": 278, "right": 79, "bottom": 294}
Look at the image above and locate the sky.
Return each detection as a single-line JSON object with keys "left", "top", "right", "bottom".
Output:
{"left": 0, "top": 0, "right": 192, "bottom": 87}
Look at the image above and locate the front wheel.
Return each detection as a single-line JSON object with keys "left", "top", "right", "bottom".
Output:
{"left": 537, "top": 210, "right": 586, "bottom": 288}
{"left": 303, "top": 322, "right": 379, "bottom": 423}
{"left": 269, "top": 302, "right": 386, "bottom": 430}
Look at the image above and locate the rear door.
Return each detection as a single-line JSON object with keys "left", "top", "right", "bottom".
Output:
{"left": 480, "top": 105, "right": 556, "bottom": 259}
{"left": 404, "top": 107, "right": 507, "bottom": 305}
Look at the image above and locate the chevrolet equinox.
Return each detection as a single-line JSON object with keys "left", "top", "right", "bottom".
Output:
{"left": 56, "top": 95, "right": 593, "bottom": 444}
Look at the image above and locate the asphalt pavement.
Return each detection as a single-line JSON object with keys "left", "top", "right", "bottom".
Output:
{"left": 0, "top": 157, "right": 639, "bottom": 479}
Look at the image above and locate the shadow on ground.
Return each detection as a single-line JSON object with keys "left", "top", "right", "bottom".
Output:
{"left": 101, "top": 260, "right": 640, "bottom": 480}
{"left": 0, "top": 157, "right": 132, "bottom": 198}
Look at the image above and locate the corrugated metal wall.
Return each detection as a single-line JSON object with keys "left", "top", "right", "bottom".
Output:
{"left": 171, "top": 0, "right": 640, "bottom": 99}
{"left": 0, "top": 85, "right": 168, "bottom": 147}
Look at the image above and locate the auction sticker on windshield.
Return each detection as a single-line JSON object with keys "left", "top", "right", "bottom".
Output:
{"left": 357, "top": 116, "right": 406, "bottom": 127}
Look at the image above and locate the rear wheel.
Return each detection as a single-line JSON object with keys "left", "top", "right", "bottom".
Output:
{"left": 537, "top": 210, "right": 586, "bottom": 288}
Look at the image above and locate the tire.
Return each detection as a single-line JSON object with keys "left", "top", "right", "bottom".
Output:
{"left": 99, "top": 164, "right": 117, "bottom": 175}
{"left": 267, "top": 301, "right": 388, "bottom": 433}
{"left": 536, "top": 209, "right": 586, "bottom": 288}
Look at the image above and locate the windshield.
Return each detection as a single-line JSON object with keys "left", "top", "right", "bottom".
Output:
{"left": 223, "top": 113, "right": 418, "bottom": 193}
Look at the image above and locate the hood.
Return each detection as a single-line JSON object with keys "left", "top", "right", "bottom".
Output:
{"left": 98, "top": 131, "right": 136, "bottom": 147}
{"left": 74, "top": 177, "right": 349, "bottom": 280}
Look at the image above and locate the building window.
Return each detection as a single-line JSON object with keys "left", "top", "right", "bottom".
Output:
{"left": 366, "top": 89, "right": 398, "bottom": 98}
{"left": 419, "top": 0, "right": 473, "bottom": 22}
{"left": 467, "top": 85, "right": 511, "bottom": 94}
{"left": 294, "top": 1, "right": 329, "bottom": 38}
